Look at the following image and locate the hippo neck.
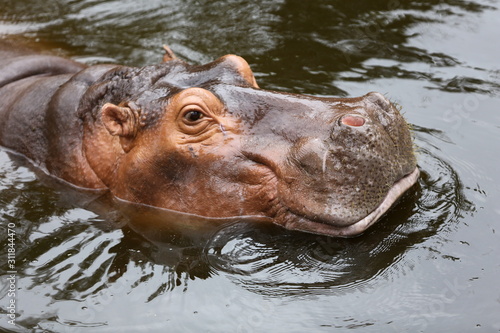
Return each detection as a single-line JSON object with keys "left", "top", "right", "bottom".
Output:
{"left": 47, "top": 64, "right": 122, "bottom": 189}
{"left": 80, "top": 66, "right": 140, "bottom": 190}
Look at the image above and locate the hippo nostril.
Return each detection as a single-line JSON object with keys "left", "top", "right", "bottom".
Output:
{"left": 341, "top": 115, "right": 365, "bottom": 127}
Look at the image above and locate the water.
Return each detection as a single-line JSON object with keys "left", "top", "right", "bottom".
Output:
{"left": 1, "top": 0, "right": 499, "bottom": 332}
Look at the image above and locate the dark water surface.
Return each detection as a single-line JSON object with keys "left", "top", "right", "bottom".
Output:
{"left": 1, "top": 0, "right": 499, "bottom": 332}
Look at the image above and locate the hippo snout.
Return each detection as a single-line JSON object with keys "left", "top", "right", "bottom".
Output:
{"left": 264, "top": 91, "right": 418, "bottom": 236}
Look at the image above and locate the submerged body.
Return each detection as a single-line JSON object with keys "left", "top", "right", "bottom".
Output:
{"left": 0, "top": 40, "right": 418, "bottom": 237}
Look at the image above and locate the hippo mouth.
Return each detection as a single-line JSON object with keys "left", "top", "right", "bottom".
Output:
{"left": 283, "top": 167, "right": 420, "bottom": 237}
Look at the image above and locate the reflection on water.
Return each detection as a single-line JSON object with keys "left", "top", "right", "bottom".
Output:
{"left": 0, "top": 0, "right": 498, "bottom": 331}
{"left": 1, "top": 0, "right": 497, "bottom": 95}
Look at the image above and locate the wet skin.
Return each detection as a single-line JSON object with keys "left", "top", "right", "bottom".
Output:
{"left": 0, "top": 41, "right": 419, "bottom": 237}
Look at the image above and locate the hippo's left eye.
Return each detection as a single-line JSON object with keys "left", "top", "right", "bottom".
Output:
{"left": 184, "top": 110, "right": 204, "bottom": 123}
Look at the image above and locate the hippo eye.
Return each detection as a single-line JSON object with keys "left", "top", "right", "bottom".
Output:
{"left": 183, "top": 110, "right": 204, "bottom": 123}
{"left": 178, "top": 104, "right": 214, "bottom": 134}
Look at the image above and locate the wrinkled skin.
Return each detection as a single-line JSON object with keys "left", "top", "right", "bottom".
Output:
{"left": 0, "top": 40, "right": 418, "bottom": 237}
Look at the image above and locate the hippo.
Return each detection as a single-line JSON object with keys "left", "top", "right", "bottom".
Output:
{"left": 0, "top": 39, "right": 419, "bottom": 237}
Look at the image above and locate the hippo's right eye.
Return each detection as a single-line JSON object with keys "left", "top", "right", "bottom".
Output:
{"left": 178, "top": 106, "right": 213, "bottom": 134}
{"left": 175, "top": 91, "right": 221, "bottom": 135}
{"left": 184, "top": 110, "right": 204, "bottom": 123}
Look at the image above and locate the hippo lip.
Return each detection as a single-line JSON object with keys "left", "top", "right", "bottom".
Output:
{"left": 284, "top": 167, "right": 420, "bottom": 237}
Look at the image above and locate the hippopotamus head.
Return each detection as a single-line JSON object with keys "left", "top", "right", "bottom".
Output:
{"left": 81, "top": 53, "right": 418, "bottom": 237}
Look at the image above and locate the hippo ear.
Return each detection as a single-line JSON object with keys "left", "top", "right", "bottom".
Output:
{"left": 101, "top": 103, "right": 139, "bottom": 152}
{"left": 217, "top": 55, "right": 259, "bottom": 88}
{"left": 162, "top": 45, "right": 178, "bottom": 63}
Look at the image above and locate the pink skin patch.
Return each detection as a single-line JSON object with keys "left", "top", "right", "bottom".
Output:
{"left": 342, "top": 115, "right": 365, "bottom": 127}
